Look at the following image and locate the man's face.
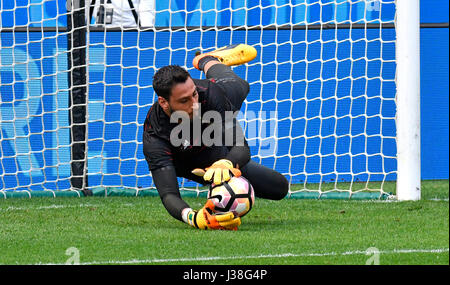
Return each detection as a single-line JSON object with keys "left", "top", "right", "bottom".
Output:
{"left": 165, "top": 77, "right": 199, "bottom": 119}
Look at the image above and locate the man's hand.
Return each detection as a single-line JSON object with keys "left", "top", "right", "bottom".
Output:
{"left": 185, "top": 200, "right": 241, "bottom": 230}
{"left": 192, "top": 159, "right": 241, "bottom": 185}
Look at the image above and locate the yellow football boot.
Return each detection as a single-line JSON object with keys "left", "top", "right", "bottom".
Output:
{"left": 193, "top": 44, "right": 257, "bottom": 70}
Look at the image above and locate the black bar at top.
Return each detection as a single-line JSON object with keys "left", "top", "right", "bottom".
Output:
{"left": 1, "top": 22, "right": 448, "bottom": 33}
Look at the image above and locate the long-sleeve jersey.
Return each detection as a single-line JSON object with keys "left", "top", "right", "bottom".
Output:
{"left": 142, "top": 68, "right": 251, "bottom": 221}
{"left": 143, "top": 77, "right": 250, "bottom": 177}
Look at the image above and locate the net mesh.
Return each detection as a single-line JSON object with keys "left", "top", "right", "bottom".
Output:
{"left": 0, "top": 0, "right": 397, "bottom": 198}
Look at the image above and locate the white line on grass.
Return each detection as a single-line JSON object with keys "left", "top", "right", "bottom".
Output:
{"left": 2, "top": 197, "right": 447, "bottom": 212}
{"left": 428, "top": 198, "right": 449, "bottom": 202}
{"left": 0, "top": 203, "right": 138, "bottom": 212}
{"left": 0, "top": 203, "right": 108, "bottom": 211}
{"left": 0, "top": 204, "right": 98, "bottom": 211}
{"left": 348, "top": 198, "right": 449, "bottom": 203}
{"left": 41, "top": 248, "right": 449, "bottom": 265}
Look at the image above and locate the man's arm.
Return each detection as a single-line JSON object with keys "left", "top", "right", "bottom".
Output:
{"left": 190, "top": 63, "right": 252, "bottom": 183}
{"left": 203, "top": 63, "right": 252, "bottom": 169}
{"left": 151, "top": 165, "right": 190, "bottom": 221}
{"left": 144, "top": 131, "right": 241, "bottom": 229}
{"left": 152, "top": 165, "right": 241, "bottom": 230}
{"left": 192, "top": 117, "right": 250, "bottom": 185}
{"left": 143, "top": 133, "right": 189, "bottom": 221}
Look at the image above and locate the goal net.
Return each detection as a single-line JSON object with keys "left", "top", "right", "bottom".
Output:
{"left": 0, "top": 0, "right": 420, "bottom": 199}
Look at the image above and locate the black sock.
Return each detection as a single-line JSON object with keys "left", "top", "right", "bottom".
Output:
{"left": 198, "top": 56, "right": 220, "bottom": 71}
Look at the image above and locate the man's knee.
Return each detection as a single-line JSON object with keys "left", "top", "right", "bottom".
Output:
{"left": 230, "top": 78, "right": 250, "bottom": 110}
{"left": 238, "top": 78, "right": 250, "bottom": 95}
{"left": 242, "top": 161, "right": 289, "bottom": 200}
{"left": 272, "top": 172, "right": 289, "bottom": 200}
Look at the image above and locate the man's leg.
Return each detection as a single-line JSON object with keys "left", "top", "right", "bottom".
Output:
{"left": 240, "top": 160, "right": 289, "bottom": 200}
{"left": 186, "top": 158, "right": 289, "bottom": 200}
{"left": 193, "top": 44, "right": 256, "bottom": 111}
{"left": 206, "top": 63, "right": 249, "bottom": 111}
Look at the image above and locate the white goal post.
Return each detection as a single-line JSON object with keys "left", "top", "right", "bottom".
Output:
{"left": 0, "top": 0, "right": 421, "bottom": 200}
{"left": 395, "top": 0, "right": 421, "bottom": 201}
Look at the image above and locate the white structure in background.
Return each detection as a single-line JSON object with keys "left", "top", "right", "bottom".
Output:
{"left": 89, "top": 0, "right": 155, "bottom": 27}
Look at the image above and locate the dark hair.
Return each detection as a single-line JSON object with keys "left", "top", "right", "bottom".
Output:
{"left": 152, "top": 65, "right": 191, "bottom": 100}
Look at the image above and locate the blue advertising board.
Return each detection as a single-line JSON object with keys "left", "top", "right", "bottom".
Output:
{"left": 0, "top": 1, "right": 448, "bottom": 190}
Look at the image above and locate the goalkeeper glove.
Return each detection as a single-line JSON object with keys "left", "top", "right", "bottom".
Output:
{"left": 183, "top": 200, "right": 241, "bottom": 230}
{"left": 192, "top": 159, "right": 241, "bottom": 185}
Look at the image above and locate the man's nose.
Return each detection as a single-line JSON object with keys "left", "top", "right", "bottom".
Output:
{"left": 192, "top": 101, "right": 200, "bottom": 111}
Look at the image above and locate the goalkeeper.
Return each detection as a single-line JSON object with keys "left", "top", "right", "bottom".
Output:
{"left": 143, "top": 44, "right": 289, "bottom": 230}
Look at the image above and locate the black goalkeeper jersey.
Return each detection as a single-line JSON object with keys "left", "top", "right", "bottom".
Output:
{"left": 142, "top": 77, "right": 248, "bottom": 179}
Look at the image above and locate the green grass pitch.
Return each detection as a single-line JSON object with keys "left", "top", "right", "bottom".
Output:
{"left": 0, "top": 180, "right": 448, "bottom": 265}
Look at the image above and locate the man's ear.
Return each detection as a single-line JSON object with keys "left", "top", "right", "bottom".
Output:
{"left": 158, "top": 96, "right": 170, "bottom": 114}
